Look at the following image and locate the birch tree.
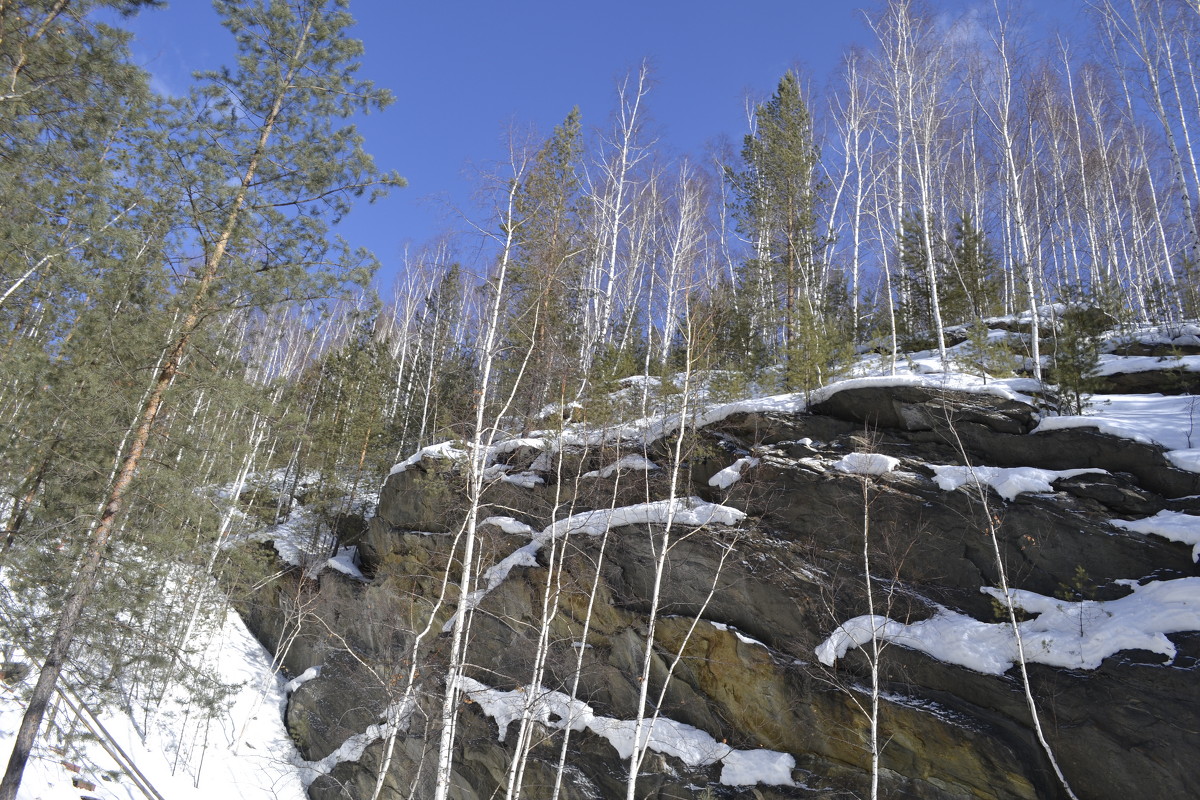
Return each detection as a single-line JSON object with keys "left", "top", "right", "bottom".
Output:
{"left": 974, "top": 0, "right": 1045, "bottom": 380}
{"left": 871, "top": 0, "right": 962, "bottom": 365}
{"left": 431, "top": 140, "right": 531, "bottom": 800}
{"left": 1093, "top": 0, "right": 1200, "bottom": 267}
{"left": 828, "top": 48, "right": 880, "bottom": 336}
{"left": 580, "top": 63, "right": 654, "bottom": 371}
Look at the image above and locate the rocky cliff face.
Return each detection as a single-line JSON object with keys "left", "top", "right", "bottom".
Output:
{"left": 240, "top": 378, "right": 1200, "bottom": 800}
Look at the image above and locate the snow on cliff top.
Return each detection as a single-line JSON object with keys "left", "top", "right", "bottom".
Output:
{"left": 388, "top": 343, "right": 1200, "bottom": 481}
{"left": 387, "top": 369, "right": 1041, "bottom": 479}
{"left": 1033, "top": 393, "right": 1199, "bottom": 457}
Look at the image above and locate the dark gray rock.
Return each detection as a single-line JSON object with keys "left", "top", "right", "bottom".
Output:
{"left": 809, "top": 384, "right": 1038, "bottom": 435}
{"left": 374, "top": 458, "right": 462, "bottom": 534}
{"left": 1094, "top": 367, "right": 1200, "bottom": 395}
{"left": 810, "top": 384, "right": 1200, "bottom": 498}
{"left": 249, "top": 380, "right": 1200, "bottom": 800}
{"left": 287, "top": 652, "right": 387, "bottom": 762}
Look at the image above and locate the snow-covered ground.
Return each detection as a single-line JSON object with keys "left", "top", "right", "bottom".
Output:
{"left": 931, "top": 465, "right": 1106, "bottom": 502}
{"left": 0, "top": 609, "right": 305, "bottom": 800}
{"left": 1033, "top": 393, "right": 1200, "bottom": 451}
{"left": 0, "top": 469, "right": 382, "bottom": 800}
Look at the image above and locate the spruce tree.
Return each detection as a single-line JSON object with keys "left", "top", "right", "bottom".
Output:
{"left": 897, "top": 211, "right": 1001, "bottom": 344}
{"left": 896, "top": 213, "right": 947, "bottom": 346}
{"left": 947, "top": 212, "right": 1003, "bottom": 323}
{"left": 1050, "top": 288, "right": 1123, "bottom": 415}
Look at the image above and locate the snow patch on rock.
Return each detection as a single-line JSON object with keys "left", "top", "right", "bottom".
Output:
{"left": 708, "top": 457, "right": 761, "bottom": 489}
{"left": 1111, "top": 510, "right": 1200, "bottom": 561}
{"left": 834, "top": 453, "right": 900, "bottom": 476}
{"left": 931, "top": 465, "right": 1104, "bottom": 501}
{"left": 817, "top": 577, "right": 1200, "bottom": 675}
{"left": 457, "top": 677, "right": 794, "bottom": 787}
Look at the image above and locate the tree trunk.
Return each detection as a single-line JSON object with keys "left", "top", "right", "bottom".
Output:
{"left": 0, "top": 9, "right": 312, "bottom": 793}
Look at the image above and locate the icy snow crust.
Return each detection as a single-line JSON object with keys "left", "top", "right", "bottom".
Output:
{"left": 581, "top": 454, "right": 658, "bottom": 479}
{"left": 1169, "top": 449, "right": 1200, "bottom": 472}
{"left": 388, "top": 440, "right": 466, "bottom": 476}
{"left": 1104, "top": 321, "right": 1200, "bottom": 350}
{"left": 1094, "top": 353, "right": 1200, "bottom": 376}
{"left": 457, "top": 677, "right": 795, "bottom": 787}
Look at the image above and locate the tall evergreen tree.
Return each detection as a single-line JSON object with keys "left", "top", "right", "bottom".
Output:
{"left": 896, "top": 212, "right": 946, "bottom": 345}
{"left": 0, "top": 0, "right": 167, "bottom": 616}
{"left": 728, "top": 71, "right": 848, "bottom": 392}
{"left": 898, "top": 211, "right": 1003, "bottom": 344}
{"left": 947, "top": 211, "right": 1003, "bottom": 322}
{"left": 501, "top": 108, "right": 584, "bottom": 416}
{"left": 0, "top": 1, "right": 402, "bottom": 796}
{"left": 728, "top": 71, "right": 827, "bottom": 354}
{"left": 0, "top": 0, "right": 160, "bottom": 329}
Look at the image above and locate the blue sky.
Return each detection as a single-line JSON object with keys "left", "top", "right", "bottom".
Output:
{"left": 119, "top": 1, "right": 1083, "bottom": 289}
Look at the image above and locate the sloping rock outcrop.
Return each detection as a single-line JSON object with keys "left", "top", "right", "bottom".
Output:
{"left": 239, "top": 382, "right": 1200, "bottom": 800}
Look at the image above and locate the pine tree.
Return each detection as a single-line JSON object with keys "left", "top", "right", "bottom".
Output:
{"left": 0, "top": 0, "right": 167, "bottom": 627}
{"left": 501, "top": 108, "right": 585, "bottom": 416}
{"left": 726, "top": 71, "right": 853, "bottom": 393}
{"left": 0, "top": 0, "right": 160, "bottom": 330}
{"left": 728, "top": 71, "right": 827, "bottom": 355}
{"left": 1, "top": 1, "right": 402, "bottom": 795}
{"left": 783, "top": 295, "right": 855, "bottom": 398}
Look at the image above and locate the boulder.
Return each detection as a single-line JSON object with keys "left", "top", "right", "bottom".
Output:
{"left": 1094, "top": 367, "right": 1200, "bottom": 395}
